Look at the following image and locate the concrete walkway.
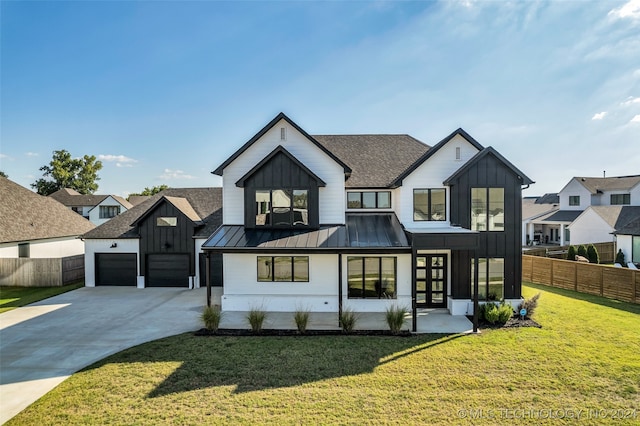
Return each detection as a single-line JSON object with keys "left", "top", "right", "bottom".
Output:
{"left": 0, "top": 287, "right": 206, "bottom": 425}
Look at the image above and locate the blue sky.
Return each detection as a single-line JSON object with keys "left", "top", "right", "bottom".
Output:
{"left": 1, "top": 0, "right": 639, "bottom": 197}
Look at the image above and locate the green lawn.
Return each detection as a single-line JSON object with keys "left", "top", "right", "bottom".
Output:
{"left": 0, "top": 282, "right": 83, "bottom": 313}
{"left": 7, "top": 283, "right": 640, "bottom": 425}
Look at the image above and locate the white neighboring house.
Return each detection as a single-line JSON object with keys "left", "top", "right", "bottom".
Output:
{"left": 525, "top": 175, "right": 640, "bottom": 246}
{"left": 522, "top": 194, "right": 559, "bottom": 246}
{"left": 0, "top": 177, "right": 95, "bottom": 258}
{"left": 613, "top": 217, "right": 640, "bottom": 266}
{"left": 49, "top": 188, "right": 133, "bottom": 226}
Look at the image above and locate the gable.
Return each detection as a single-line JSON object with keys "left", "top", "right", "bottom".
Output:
{"left": 444, "top": 147, "right": 534, "bottom": 186}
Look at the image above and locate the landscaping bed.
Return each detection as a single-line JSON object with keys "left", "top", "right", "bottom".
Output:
{"left": 194, "top": 328, "right": 413, "bottom": 337}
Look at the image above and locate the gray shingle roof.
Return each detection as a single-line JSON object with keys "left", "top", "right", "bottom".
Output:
{"left": 613, "top": 216, "right": 640, "bottom": 236}
{"left": 83, "top": 187, "right": 222, "bottom": 239}
{"left": 589, "top": 206, "right": 640, "bottom": 230}
{"left": 49, "top": 188, "right": 133, "bottom": 209}
{"left": 0, "top": 177, "right": 95, "bottom": 243}
{"left": 313, "top": 134, "right": 429, "bottom": 188}
{"left": 574, "top": 175, "right": 640, "bottom": 194}
{"left": 543, "top": 210, "right": 584, "bottom": 222}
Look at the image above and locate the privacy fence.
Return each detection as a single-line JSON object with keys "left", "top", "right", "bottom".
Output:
{"left": 0, "top": 255, "right": 84, "bottom": 287}
{"left": 522, "top": 255, "right": 639, "bottom": 304}
{"left": 523, "top": 242, "right": 616, "bottom": 263}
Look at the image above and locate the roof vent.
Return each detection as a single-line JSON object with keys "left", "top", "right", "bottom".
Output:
{"left": 280, "top": 127, "right": 286, "bottom": 141}
{"left": 455, "top": 146, "right": 461, "bottom": 160}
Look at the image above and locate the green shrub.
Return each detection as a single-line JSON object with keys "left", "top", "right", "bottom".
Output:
{"left": 339, "top": 308, "right": 357, "bottom": 333}
{"left": 484, "top": 304, "right": 500, "bottom": 324}
{"left": 201, "top": 305, "right": 223, "bottom": 332}
{"left": 385, "top": 305, "right": 408, "bottom": 335}
{"left": 587, "top": 244, "right": 599, "bottom": 264}
{"left": 615, "top": 249, "right": 626, "bottom": 266}
{"left": 293, "top": 309, "right": 310, "bottom": 334}
{"left": 577, "top": 245, "right": 587, "bottom": 259}
{"left": 497, "top": 303, "right": 513, "bottom": 324}
{"left": 479, "top": 302, "right": 497, "bottom": 321}
{"left": 247, "top": 308, "right": 267, "bottom": 333}
{"left": 518, "top": 293, "right": 541, "bottom": 319}
{"left": 567, "top": 245, "right": 577, "bottom": 261}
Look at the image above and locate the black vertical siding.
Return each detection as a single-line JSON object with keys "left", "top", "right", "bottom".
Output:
{"left": 449, "top": 154, "right": 523, "bottom": 299}
{"left": 138, "top": 201, "right": 196, "bottom": 275}
{"left": 243, "top": 151, "right": 320, "bottom": 228}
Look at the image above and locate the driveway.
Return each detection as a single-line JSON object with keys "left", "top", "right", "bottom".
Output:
{"left": 0, "top": 287, "right": 206, "bottom": 424}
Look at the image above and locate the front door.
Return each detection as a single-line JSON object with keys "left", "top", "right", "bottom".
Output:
{"left": 416, "top": 254, "right": 447, "bottom": 308}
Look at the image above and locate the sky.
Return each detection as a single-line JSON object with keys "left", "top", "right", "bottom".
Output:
{"left": 1, "top": 0, "right": 639, "bottom": 198}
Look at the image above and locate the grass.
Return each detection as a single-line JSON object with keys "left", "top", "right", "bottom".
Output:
{"left": 0, "top": 282, "right": 83, "bottom": 313}
{"left": 7, "top": 283, "right": 640, "bottom": 425}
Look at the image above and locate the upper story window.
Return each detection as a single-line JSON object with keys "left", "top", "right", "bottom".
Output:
{"left": 471, "top": 188, "right": 504, "bottom": 231}
{"left": 611, "top": 193, "right": 630, "bottom": 205}
{"left": 256, "top": 189, "right": 308, "bottom": 227}
{"left": 347, "top": 191, "right": 391, "bottom": 209}
{"left": 413, "top": 189, "right": 446, "bottom": 221}
{"left": 157, "top": 217, "right": 177, "bottom": 227}
{"left": 569, "top": 195, "right": 580, "bottom": 206}
{"left": 99, "top": 205, "right": 120, "bottom": 219}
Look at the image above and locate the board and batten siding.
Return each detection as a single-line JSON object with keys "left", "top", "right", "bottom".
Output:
{"left": 84, "top": 239, "right": 140, "bottom": 287}
{"left": 398, "top": 135, "right": 480, "bottom": 228}
{"left": 221, "top": 119, "right": 346, "bottom": 225}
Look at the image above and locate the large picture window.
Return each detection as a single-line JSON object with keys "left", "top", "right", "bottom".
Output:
{"left": 413, "top": 189, "right": 446, "bottom": 221}
{"left": 255, "top": 189, "right": 308, "bottom": 227}
{"left": 257, "top": 256, "right": 309, "bottom": 282}
{"left": 471, "top": 258, "right": 504, "bottom": 301}
{"left": 100, "top": 205, "right": 120, "bottom": 219}
{"left": 611, "top": 194, "right": 630, "bottom": 205}
{"left": 347, "top": 257, "right": 396, "bottom": 299}
{"left": 471, "top": 188, "right": 504, "bottom": 231}
{"left": 347, "top": 191, "right": 391, "bottom": 209}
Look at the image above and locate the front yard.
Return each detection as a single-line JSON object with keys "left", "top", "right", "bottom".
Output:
{"left": 7, "top": 283, "right": 640, "bottom": 425}
{"left": 0, "top": 283, "right": 83, "bottom": 313}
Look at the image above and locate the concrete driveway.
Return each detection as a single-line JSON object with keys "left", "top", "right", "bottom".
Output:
{"left": 0, "top": 287, "right": 206, "bottom": 424}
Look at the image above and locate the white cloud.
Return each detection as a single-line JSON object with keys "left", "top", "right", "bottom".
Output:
{"left": 621, "top": 96, "right": 640, "bottom": 105}
{"left": 608, "top": 0, "right": 640, "bottom": 20}
{"left": 158, "top": 169, "right": 195, "bottom": 180}
{"left": 25, "top": 152, "right": 39, "bottom": 157}
{"left": 0, "top": 153, "right": 7, "bottom": 159}
{"left": 631, "top": 114, "right": 640, "bottom": 123}
{"left": 98, "top": 154, "right": 138, "bottom": 168}
{"left": 592, "top": 111, "right": 608, "bottom": 120}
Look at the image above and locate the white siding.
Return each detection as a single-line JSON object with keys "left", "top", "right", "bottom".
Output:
{"left": 398, "top": 135, "right": 480, "bottom": 227}
{"left": 616, "top": 234, "right": 633, "bottom": 264}
{"left": 84, "top": 239, "right": 140, "bottom": 287}
{"left": 567, "top": 208, "right": 615, "bottom": 245}
{"left": 559, "top": 179, "right": 591, "bottom": 210}
{"left": 0, "top": 245, "right": 18, "bottom": 257}
{"left": 88, "top": 196, "right": 128, "bottom": 226}
{"left": 220, "top": 119, "right": 346, "bottom": 225}
{"left": 0, "top": 237, "right": 84, "bottom": 258}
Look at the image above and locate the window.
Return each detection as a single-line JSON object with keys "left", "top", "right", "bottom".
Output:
{"left": 633, "top": 236, "right": 640, "bottom": 264}
{"left": 347, "top": 191, "right": 391, "bottom": 209}
{"left": 347, "top": 257, "right": 396, "bottom": 299}
{"left": 569, "top": 196, "right": 580, "bottom": 206}
{"left": 18, "top": 243, "right": 30, "bottom": 258}
{"left": 256, "top": 189, "right": 308, "bottom": 227}
{"left": 471, "top": 258, "right": 504, "bottom": 301}
{"left": 413, "top": 189, "right": 446, "bottom": 221}
{"left": 611, "top": 194, "right": 630, "bottom": 205}
{"left": 471, "top": 188, "right": 504, "bottom": 231}
{"left": 157, "top": 217, "right": 177, "bottom": 227}
{"left": 99, "top": 205, "right": 120, "bottom": 219}
{"left": 455, "top": 146, "right": 461, "bottom": 160}
{"left": 257, "top": 256, "right": 309, "bottom": 282}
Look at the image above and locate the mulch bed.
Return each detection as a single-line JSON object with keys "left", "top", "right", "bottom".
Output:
{"left": 467, "top": 316, "right": 542, "bottom": 330}
{"left": 194, "top": 328, "right": 414, "bottom": 337}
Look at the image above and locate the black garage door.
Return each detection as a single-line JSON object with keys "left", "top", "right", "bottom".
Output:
{"left": 146, "top": 254, "right": 190, "bottom": 287}
{"left": 95, "top": 253, "right": 137, "bottom": 286}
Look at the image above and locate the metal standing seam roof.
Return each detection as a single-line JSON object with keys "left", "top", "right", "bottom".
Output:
{"left": 202, "top": 213, "right": 410, "bottom": 252}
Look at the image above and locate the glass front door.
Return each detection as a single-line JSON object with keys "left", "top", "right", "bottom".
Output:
{"left": 415, "top": 254, "right": 447, "bottom": 308}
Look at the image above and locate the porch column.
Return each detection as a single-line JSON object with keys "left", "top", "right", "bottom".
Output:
{"left": 412, "top": 248, "right": 417, "bottom": 333}
{"left": 338, "top": 253, "right": 343, "bottom": 327}
{"left": 473, "top": 250, "right": 479, "bottom": 333}
{"left": 205, "top": 251, "right": 211, "bottom": 307}
{"left": 528, "top": 223, "right": 535, "bottom": 245}
{"left": 560, "top": 224, "right": 566, "bottom": 246}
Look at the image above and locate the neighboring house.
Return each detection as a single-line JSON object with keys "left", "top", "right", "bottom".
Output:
{"left": 82, "top": 188, "right": 222, "bottom": 288}
{"left": 200, "top": 112, "right": 533, "bottom": 328}
{"left": 525, "top": 175, "right": 640, "bottom": 246}
{"left": 613, "top": 216, "right": 640, "bottom": 266}
{"left": 49, "top": 188, "right": 133, "bottom": 226}
{"left": 0, "top": 177, "right": 95, "bottom": 258}
{"left": 522, "top": 194, "right": 559, "bottom": 245}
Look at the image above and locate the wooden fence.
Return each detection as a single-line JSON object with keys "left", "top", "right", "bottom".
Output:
{"left": 523, "top": 242, "right": 616, "bottom": 263}
{"left": 522, "top": 255, "right": 639, "bottom": 304}
{"left": 0, "top": 254, "right": 84, "bottom": 287}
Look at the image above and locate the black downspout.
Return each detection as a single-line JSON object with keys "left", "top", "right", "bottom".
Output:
{"left": 338, "top": 253, "right": 343, "bottom": 327}
{"left": 205, "top": 251, "right": 211, "bottom": 307}
{"left": 473, "top": 250, "right": 479, "bottom": 333}
{"left": 412, "top": 248, "right": 417, "bottom": 332}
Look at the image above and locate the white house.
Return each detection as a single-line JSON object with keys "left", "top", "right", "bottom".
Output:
{"left": 49, "top": 188, "right": 133, "bottom": 225}
{"left": 613, "top": 216, "right": 640, "bottom": 266}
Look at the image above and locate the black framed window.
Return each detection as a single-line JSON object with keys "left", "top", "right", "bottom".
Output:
{"left": 471, "top": 258, "right": 504, "bottom": 301}
{"left": 257, "top": 256, "right": 309, "bottom": 282}
{"left": 157, "top": 217, "right": 177, "bottom": 227}
{"left": 347, "top": 256, "right": 396, "bottom": 299}
{"left": 18, "top": 243, "right": 30, "bottom": 258}
{"left": 471, "top": 188, "right": 504, "bottom": 231}
{"left": 255, "top": 189, "right": 308, "bottom": 227}
{"left": 413, "top": 189, "right": 446, "bottom": 221}
{"left": 611, "top": 194, "right": 630, "bottom": 205}
{"left": 99, "top": 206, "right": 120, "bottom": 219}
{"left": 569, "top": 195, "right": 580, "bottom": 206}
{"left": 347, "top": 191, "right": 391, "bottom": 209}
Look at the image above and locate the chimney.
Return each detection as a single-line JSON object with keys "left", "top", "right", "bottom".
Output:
{"left": 603, "top": 170, "right": 606, "bottom": 178}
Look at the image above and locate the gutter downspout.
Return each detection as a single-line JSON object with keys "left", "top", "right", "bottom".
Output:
{"left": 205, "top": 251, "right": 211, "bottom": 307}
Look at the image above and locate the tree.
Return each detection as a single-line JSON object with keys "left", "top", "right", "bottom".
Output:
{"left": 567, "top": 245, "right": 577, "bottom": 261}
{"left": 0, "top": 171, "right": 7, "bottom": 178}
{"left": 31, "top": 150, "right": 102, "bottom": 195}
{"left": 127, "top": 185, "right": 169, "bottom": 200}
{"left": 587, "top": 244, "right": 599, "bottom": 264}
{"left": 577, "top": 245, "right": 588, "bottom": 259}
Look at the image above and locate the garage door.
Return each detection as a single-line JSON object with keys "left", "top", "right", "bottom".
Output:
{"left": 95, "top": 253, "right": 137, "bottom": 286}
{"left": 146, "top": 254, "right": 190, "bottom": 287}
